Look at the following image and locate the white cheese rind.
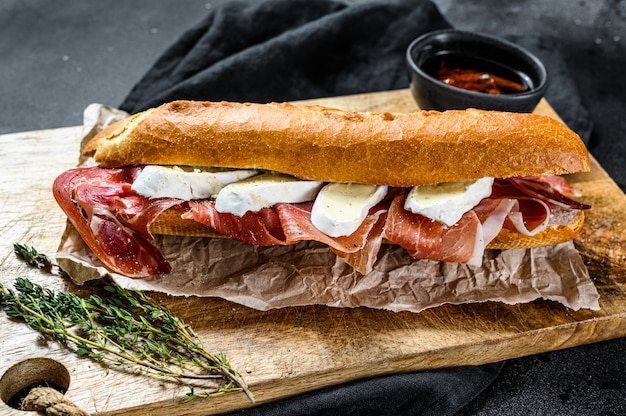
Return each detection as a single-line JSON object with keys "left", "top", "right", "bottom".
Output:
{"left": 131, "top": 165, "right": 258, "bottom": 200}
{"left": 133, "top": 164, "right": 497, "bottom": 238}
{"left": 215, "top": 173, "right": 324, "bottom": 216}
{"left": 404, "top": 177, "right": 494, "bottom": 226}
{"left": 311, "top": 183, "right": 388, "bottom": 237}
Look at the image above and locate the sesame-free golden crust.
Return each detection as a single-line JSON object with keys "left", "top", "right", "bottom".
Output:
{"left": 486, "top": 210, "right": 585, "bottom": 249}
{"left": 82, "top": 100, "right": 591, "bottom": 187}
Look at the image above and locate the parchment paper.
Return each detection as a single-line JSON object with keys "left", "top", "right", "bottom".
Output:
{"left": 56, "top": 104, "right": 600, "bottom": 313}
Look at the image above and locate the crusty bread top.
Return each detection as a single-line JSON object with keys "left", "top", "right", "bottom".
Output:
{"left": 83, "top": 101, "right": 591, "bottom": 187}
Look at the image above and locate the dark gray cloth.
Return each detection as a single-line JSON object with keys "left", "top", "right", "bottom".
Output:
{"left": 228, "top": 364, "right": 504, "bottom": 416}
{"left": 119, "top": 1, "right": 598, "bottom": 415}
{"left": 508, "top": 35, "right": 593, "bottom": 145}
{"left": 120, "top": 0, "right": 451, "bottom": 112}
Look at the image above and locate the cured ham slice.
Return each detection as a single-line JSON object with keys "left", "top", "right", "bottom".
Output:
{"left": 490, "top": 178, "right": 556, "bottom": 236}
{"left": 329, "top": 211, "right": 387, "bottom": 275}
{"left": 183, "top": 201, "right": 286, "bottom": 246}
{"left": 73, "top": 181, "right": 179, "bottom": 240}
{"left": 275, "top": 202, "right": 385, "bottom": 253}
{"left": 472, "top": 198, "right": 517, "bottom": 244}
{"left": 275, "top": 202, "right": 388, "bottom": 274}
{"left": 53, "top": 167, "right": 176, "bottom": 276}
{"left": 183, "top": 200, "right": 388, "bottom": 274}
{"left": 522, "top": 175, "right": 581, "bottom": 196}
{"left": 383, "top": 193, "right": 485, "bottom": 265}
{"left": 504, "top": 199, "right": 551, "bottom": 236}
{"left": 492, "top": 177, "right": 589, "bottom": 209}
{"left": 508, "top": 177, "right": 590, "bottom": 210}
{"left": 382, "top": 190, "right": 561, "bottom": 266}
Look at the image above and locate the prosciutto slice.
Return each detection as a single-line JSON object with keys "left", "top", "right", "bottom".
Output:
{"left": 381, "top": 187, "right": 563, "bottom": 266}
{"left": 53, "top": 167, "right": 178, "bottom": 277}
{"left": 490, "top": 178, "right": 557, "bottom": 235}
{"left": 472, "top": 198, "right": 518, "bottom": 245}
{"left": 183, "top": 200, "right": 388, "bottom": 274}
{"left": 522, "top": 175, "right": 581, "bottom": 196}
{"left": 508, "top": 177, "right": 591, "bottom": 210}
{"left": 275, "top": 202, "right": 388, "bottom": 274}
{"left": 383, "top": 193, "right": 486, "bottom": 265}
{"left": 275, "top": 202, "right": 386, "bottom": 252}
{"left": 183, "top": 201, "right": 286, "bottom": 246}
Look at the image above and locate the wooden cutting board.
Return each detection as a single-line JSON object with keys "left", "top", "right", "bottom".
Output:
{"left": 1, "top": 89, "right": 625, "bottom": 415}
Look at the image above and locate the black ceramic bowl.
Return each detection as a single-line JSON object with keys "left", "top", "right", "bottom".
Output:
{"left": 406, "top": 29, "right": 548, "bottom": 112}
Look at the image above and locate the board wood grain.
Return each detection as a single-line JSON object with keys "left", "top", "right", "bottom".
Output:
{"left": 1, "top": 89, "right": 625, "bottom": 415}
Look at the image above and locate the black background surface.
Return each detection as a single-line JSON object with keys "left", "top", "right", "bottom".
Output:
{"left": 1, "top": 1, "right": 625, "bottom": 415}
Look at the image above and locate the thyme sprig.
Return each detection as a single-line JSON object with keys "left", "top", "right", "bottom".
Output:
{"left": 14, "top": 243, "right": 54, "bottom": 272}
{"left": 2, "top": 245, "right": 253, "bottom": 402}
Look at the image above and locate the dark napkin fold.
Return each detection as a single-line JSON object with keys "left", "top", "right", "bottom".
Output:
{"left": 228, "top": 363, "right": 504, "bottom": 416}
{"left": 119, "top": 0, "right": 594, "bottom": 414}
{"left": 120, "top": 0, "right": 451, "bottom": 113}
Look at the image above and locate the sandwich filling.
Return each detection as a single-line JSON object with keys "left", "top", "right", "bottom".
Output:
{"left": 53, "top": 165, "right": 590, "bottom": 278}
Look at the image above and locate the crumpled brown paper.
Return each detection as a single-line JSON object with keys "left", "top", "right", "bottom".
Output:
{"left": 56, "top": 104, "right": 600, "bottom": 313}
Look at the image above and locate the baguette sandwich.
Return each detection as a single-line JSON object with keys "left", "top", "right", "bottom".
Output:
{"left": 53, "top": 100, "right": 591, "bottom": 278}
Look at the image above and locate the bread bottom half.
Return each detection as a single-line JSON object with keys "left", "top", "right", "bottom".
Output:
{"left": 149, "top": 207, "right": 585, "bottom": 251}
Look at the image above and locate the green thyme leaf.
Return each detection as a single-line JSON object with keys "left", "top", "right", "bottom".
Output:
{"left": 2, "top": 245, "right": 254, "bottom": 403}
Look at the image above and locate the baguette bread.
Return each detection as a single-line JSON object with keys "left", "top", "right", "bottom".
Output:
{"left": 64, "top": 100, "right": 592, "bottom": 277}
{"left": 83, "top": 100, "right": 591, "bottom": 187}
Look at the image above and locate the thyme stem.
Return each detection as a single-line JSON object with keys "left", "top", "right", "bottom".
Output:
{"left": 2, "top": 244, "right": 254, "bottom": 402}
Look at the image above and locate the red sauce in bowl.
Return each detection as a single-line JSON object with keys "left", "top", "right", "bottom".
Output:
{"left": 424, "top": 53, "right": 531, "bottom": 95}
{"left": 436, "top": 62, "right": 528, "bottom": 94}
